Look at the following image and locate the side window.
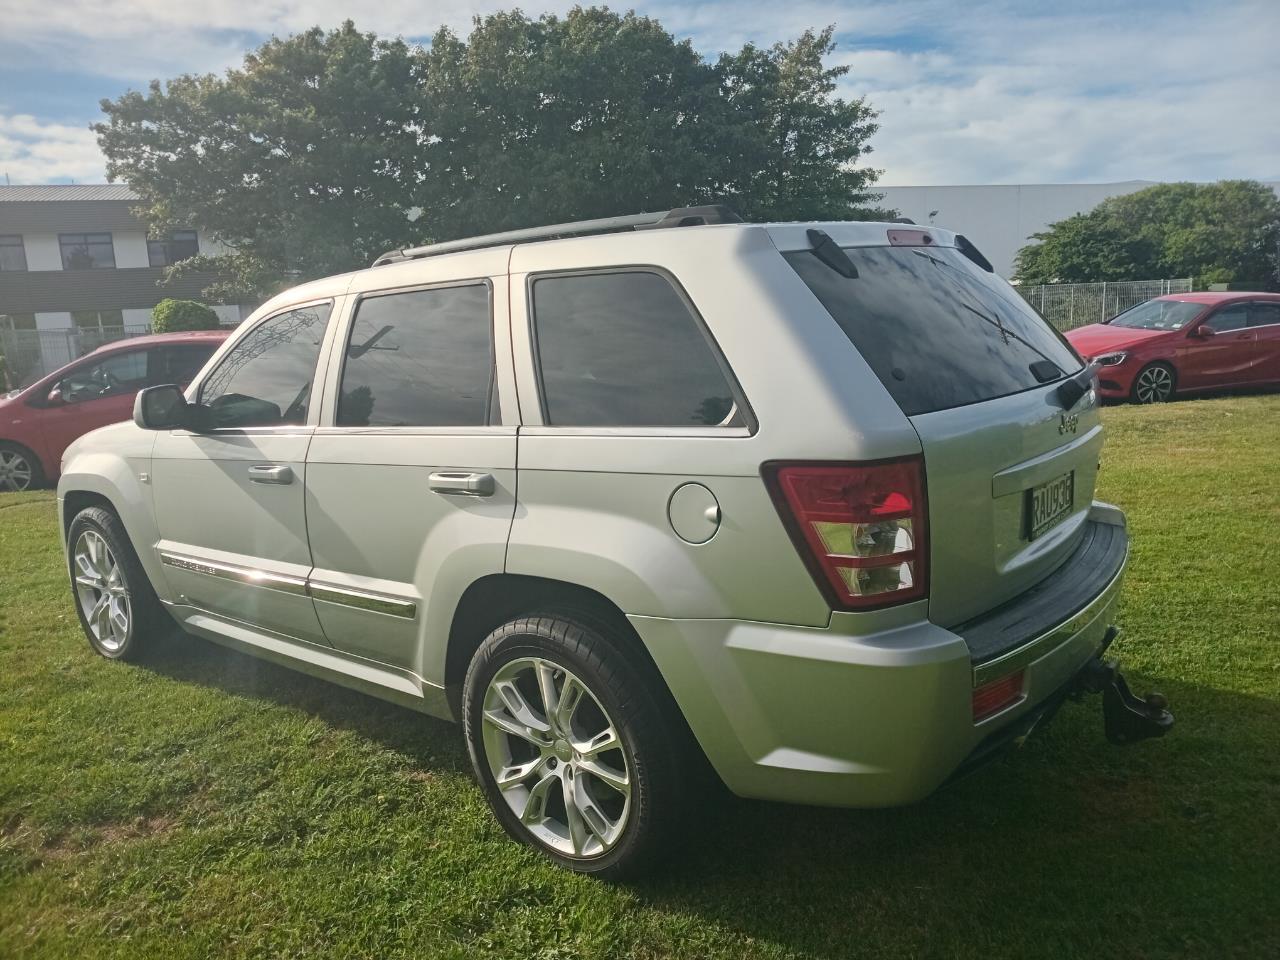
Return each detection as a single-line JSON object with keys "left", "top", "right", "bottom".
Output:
{"left": 1248, "top": 303, "right": 1280, "bottom": 328}
{"left": 58, "top": 349, "right": 150, "bottom": 403}
{"left": 337, "top": 284, "right": 492, "bottom": 427}
{"left": 530, "top": 271, "right": 741, "bottom": 427}
{"left": 1207, "top": 306, "right": 1247, "bottom": 333}
{"left": 152, "top": 344, "right": 217, "bottom": 386}
{"left": 199, "top": 303, "right": 330, "bottom": 428}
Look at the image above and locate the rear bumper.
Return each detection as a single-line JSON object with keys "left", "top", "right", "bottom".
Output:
{"left": 631, "top": 501, "right": 1129, "bottom": 807}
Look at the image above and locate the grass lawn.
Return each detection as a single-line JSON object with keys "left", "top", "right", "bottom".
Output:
{"left": 2, "top": 394, "right": 1278, "bottom": 959}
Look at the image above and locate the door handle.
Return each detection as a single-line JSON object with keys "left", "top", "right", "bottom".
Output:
{"left": 248, "top": 464, "right": 294, "bottom": 485}
{"left": 429, "top": 471, "right": 495, "bottom": 497}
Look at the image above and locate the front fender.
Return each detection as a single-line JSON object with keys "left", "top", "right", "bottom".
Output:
{"left": 57, "top": 423, "right": 165, "bottom": 598}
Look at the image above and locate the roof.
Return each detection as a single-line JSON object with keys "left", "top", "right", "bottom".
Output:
{"left": 1157, "top": 291, "right": 1280, "bottom": 302}
{"left": 0, "top": 184, "right": 139, "bottom": 203}
{"left": 87, "top": 329, "right": 232, "bottom": 354}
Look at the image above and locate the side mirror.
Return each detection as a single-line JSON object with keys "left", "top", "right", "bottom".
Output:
{"left": 1191, "top": 325, "right": 1215, "bottom": 339}
{"left": 133, "top": 384, "right": 189, "bottom": 430}
{"left": 46, "top": 386, "right": 66, "bottom": 406}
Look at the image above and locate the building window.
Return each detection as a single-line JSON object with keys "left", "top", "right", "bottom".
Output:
{"left": 147, "top": 230, "right": 200, "bottom": 267}
{"left": 0, "top": 313, "right": 37, "bottom": 331}
{"left": 59, "top": 233, "right": 116, "bottom": 270}
{"left": 0, "top": 235, "right": 27, "bottom": 272}
{"left": 71, "top": 309, "right": 126, "bottom": 331}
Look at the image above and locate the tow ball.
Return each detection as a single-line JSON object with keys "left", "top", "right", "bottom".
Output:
{"left": 1073, "top": 636, "right": 1174, "bottom": 745}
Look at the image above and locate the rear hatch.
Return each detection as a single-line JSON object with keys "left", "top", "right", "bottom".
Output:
{"left": 783, "top": 234, "right": 1102, "bottom": 627}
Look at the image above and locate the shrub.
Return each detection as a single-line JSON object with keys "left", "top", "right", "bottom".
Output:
{"left": 152, "top": 299, "right": 221, "bottom": 333}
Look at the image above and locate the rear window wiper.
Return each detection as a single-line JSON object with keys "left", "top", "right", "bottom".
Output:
{"left": 806, "top": 229, "right": 858, "bottom": 278}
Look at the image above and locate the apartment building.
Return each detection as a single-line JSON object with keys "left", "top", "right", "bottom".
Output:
{"left": 0, "top": 184, "right": 250, "bottom": 384}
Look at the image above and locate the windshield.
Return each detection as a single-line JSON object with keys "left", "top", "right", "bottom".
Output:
{"left": 1107, "top": 299, "right": 1204, "bottom": 331}
{"left": 785, "top": 244, "right": 1083, "bottom": 416}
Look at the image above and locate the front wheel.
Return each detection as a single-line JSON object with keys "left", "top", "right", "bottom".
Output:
{"left": 0, "top": 443, "right": 42, "bottom": 492}
{"left": 1132, "top": 362, "right": 1176, "bottom": 403}
{"left": 462, "top": 613, "right": 686, "bottom": 878}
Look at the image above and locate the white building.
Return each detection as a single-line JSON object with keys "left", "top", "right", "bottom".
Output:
{"left": 878, "top": 180, "right": 1280, "bottom": 278}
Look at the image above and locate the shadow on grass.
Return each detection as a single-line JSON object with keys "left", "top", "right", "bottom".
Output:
{"left": 140, "top": 631, "right": 1278, "bottom": 959}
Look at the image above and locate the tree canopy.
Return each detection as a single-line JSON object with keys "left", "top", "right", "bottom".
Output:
{"left": 1014, "top": 181, "right": 1280, "bottom": 287}
{"left": 95, "top": 11, "right": 885, "bottom": 300}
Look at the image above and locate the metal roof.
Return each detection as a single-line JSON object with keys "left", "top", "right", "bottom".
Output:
{"left": 0, "top": 184, "right": 139, "bottom": 202}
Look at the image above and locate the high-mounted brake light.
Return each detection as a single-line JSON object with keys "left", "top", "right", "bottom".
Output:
{"left": 764, "top": 458, "right": 928, "bottom": 610}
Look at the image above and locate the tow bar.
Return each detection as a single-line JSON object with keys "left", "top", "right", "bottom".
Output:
{"left": 1073, "top": 627, "right": 1174, "bottom": 744}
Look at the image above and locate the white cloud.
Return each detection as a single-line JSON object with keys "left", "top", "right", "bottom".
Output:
{"left": 0, "top": 114, "right": 104, "bottom": 184}
{"left": 0, "top": 0, "right": 1277, "bottom": 186}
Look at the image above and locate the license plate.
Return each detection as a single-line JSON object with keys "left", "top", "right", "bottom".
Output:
{"left": 1028, "top": 472, "right": 1074, "bottom": 539}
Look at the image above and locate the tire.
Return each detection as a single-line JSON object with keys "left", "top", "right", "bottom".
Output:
{"left": 67, "top": 506, "right": 169, "bottom": 661}
{"left": 0, "top": 442, "right": 43, "bottom": 492}
{"left": 463, "top": 612, "right": 687, "bottom": 879}
{"left": 1132, "top": 362, "right": 1176, "bottom": 403}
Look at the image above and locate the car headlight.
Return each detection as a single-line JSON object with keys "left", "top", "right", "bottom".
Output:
{"left": 1093, "top": 351, "right": 1128, "bottom": 366}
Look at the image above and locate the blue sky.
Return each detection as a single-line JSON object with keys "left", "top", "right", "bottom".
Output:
{"left": 1, "top": 0, "right": 1278, "bottom": 187}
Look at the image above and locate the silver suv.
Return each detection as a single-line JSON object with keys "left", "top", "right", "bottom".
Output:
{"left": 58, "top": 207, "right": 1172, "bottom": 877}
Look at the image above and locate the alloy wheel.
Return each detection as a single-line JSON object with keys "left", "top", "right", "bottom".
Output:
{"left": 72, "top": 530, "right": 131, "bottom": 652}
{"left": 1135, "top": 365, "right": 1173, "bottom": 403}
{"left": 480, "top": 657, "right": 632, "bottom": 858}
{"left": 0, "top": 449, "right": 34, "bottom": 491}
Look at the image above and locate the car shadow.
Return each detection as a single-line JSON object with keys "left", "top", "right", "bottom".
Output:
{"left": 139, "top": 631, "right": 1276, "bottom": 958}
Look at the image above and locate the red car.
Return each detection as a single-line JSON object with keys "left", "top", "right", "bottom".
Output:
{"left": 0, "top": 330, "right": 228, "bottom": 491}
{"left": 1065, "top": 292, "right": 1280, "bottom": 403}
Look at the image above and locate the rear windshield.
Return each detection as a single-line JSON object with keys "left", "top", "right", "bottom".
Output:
{"left": 785, "top": 245, "right": 1083, "bottom": 416}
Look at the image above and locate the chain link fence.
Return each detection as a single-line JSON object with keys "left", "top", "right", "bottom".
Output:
{"left": 0, "top": 325, "right": 155, "bottom": 391}
{"left": 1017, "top": 279, "right": 1194, "bottom": 332}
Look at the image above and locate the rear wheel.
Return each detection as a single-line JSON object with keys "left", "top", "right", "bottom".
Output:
{"left": 0, "top": 443, "right": 42, "bottom": 492}
{"left": 463, "top": 613, "right": 686, "bottom": 878}
{"left": 68, "top": 506, "right": 168, "bottom": 661}
{"left": 1132, "top": 362, "right": 1176, "bottom": 403}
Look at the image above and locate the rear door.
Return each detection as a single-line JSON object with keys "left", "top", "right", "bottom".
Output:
{"left": 1178, "top": 304, "right": 1255, "bottom": 390}
{"left": 1246, "top": 302, "right": 1280, "bottom": 382}
{"left": 784, "top": 239, "right": 1099, "bottom": 626}
{"left": 303, "top": 265, "right": 518, "bottom": 675}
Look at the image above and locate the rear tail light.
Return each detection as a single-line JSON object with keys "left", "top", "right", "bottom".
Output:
{"left": 764, "top": 457, "right": 928, "bottom": 610}
{"left": 972, "top": 670, "right": 1026, "bottom": 722}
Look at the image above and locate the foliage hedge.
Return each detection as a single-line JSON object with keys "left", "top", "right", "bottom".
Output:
{"left": 151, "top": 299, "right": 221, "bottom": 333}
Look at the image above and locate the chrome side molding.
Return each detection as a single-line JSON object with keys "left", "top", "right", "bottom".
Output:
{"left": 159, "top": 550, "right": 418, "bottom": 620}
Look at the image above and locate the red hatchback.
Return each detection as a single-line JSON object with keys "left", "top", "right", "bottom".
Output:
{"left": 1065, "top": 292, "right": 1280, "bottom": 403}
{"left": 0, "top": 330, "right": 228, "bottom": 491}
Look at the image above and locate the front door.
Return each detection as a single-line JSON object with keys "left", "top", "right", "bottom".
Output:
{"left": 37, "top": 345, "right": 152, "bottom": 469}
{"left": 1178, "top": 304, "right": 1255, "bottom": 391}
{"left": 303, "top": 276, "right": 517, "bottom": 677}
{"left": 151, "top": 301, "right": 336, "bottom": 645}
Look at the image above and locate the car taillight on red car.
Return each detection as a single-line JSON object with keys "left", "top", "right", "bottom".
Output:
{"left": 765, "top": 457, "right": 928, "bottom": 610}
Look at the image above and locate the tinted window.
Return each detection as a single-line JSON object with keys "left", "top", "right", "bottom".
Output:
{"left": 785, "top": 245, "right": 1083, "bottom": 417}
{"left": 337, "top": 285, "right": 492, "bottom": 427}
{"left": 532, "top": 271, "right": 740, "bottom": 427}
{"left": 199, "top": 304, "right": 330, "bottom": 428}
{"left": 1249, "top": 303, "right": 1280, "bottom": 328}
{"left": 152, "top": 344, "right": 217, "bottom": 385}
{"left": 0, "top": 235, "right": 27, "bottom": 272}
{"left": 59, "top": 233, "right": 115, "bottom": 270}
{"left": 1207, "top": 306, "right": 1247, "bottom": 333}
{"left": 147, "top": 230, "right": 200, "bottom": 267}
{"left": 58, "top": 349, "right": 150, "bottom": 403}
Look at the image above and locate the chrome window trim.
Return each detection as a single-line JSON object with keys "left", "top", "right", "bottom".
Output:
{"left": 160, "top": 550, "right": 418, "bottom": 620}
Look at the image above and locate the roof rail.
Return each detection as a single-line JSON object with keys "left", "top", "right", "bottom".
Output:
{"left": 372, "top": 205, "right": 743, "bottom": 266}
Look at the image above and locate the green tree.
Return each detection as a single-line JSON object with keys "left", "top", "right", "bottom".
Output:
{"left": 96, "top": 10, "right": 885, "bottom": 293}
{"left": 95, "top": 22, "right": 425, "bottom": 300}
{"left": 1015, "top": 180, "right": 1280, "bottom": 287}
{"left": 151, "top": 298, "right": 220, "bottom": 333}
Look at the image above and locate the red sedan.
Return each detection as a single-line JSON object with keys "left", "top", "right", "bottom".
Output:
{"left": 1066, "top": 292, "right": 1280, "bottom": 403}
{"left": 0, "top": 330, "right": 228, "bottom": 491}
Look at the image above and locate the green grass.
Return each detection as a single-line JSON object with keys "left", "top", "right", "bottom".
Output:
{"left": 2, "top": 394, "right": 1278, "bottom": 959}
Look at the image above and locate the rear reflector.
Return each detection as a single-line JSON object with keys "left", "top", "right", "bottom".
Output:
{"left": 764, "top": 457, "right": 928, "bottom": 610}
{"left": 972, "top": 670, "right": 1026, "bottom": 722}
